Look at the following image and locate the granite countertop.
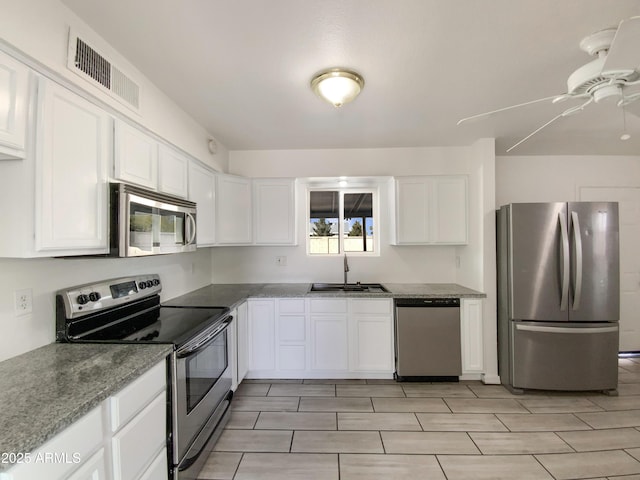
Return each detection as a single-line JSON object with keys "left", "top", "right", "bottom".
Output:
{"left": 0, "top": 342, "right": 172, "bottom": 472}
{"left": 163, "top": 282, "right": 485, "bottom": 309}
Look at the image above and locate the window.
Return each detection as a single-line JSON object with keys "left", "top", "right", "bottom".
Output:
{"left": 308, "top": 188, "right": 377, "bottom": 255}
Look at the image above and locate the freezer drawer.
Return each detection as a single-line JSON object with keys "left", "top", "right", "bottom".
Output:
{"left": 511, "top": 321, "right": 618, "bottom": 391}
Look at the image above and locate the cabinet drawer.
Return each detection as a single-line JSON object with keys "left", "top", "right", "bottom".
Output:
{"left": 137, "top": 448, "right": 168, "bottom": 480}
{"left": 310, "top": 299, "right": 348, "bottom": 314}
{"left": 279, "top": 315, "right": 306, "bottom": 342}
{"left": 109, "top": 361, "right": 166, "bottom": 432}
{"left": 7, "top": 406, "right": 103, "bottom": 480}
{"left": 67, "top": 448, "right": 107, "bottom": 480}
{"left": 278, "top": 298, "right": 306, "bottom": 314}
{"left": 350, "top": 299, "right": 392, "bottom": 314}
{"left": 112, "top": 392, "right": 166, "bottom": 480}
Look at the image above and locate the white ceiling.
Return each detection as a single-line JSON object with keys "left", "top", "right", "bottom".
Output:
{"left": 60, "top": 0, "right": 640, "bottom": 155}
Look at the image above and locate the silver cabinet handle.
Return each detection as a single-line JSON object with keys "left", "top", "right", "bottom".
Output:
{"left": 516, "top": 324, "right": 618, "bottom": 334}
{"left": 571, "top": 211, "right": 583, "bottom": 310}
{"left": 559, "top": 212, "right": 570, "bottom": 311}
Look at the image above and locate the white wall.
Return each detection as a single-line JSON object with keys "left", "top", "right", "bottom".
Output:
{"left": 0, "top": 250, "right": 212, "bottom": 362}
{"left": 496, "top": 155, "right": 640, "bottom": 204}
{"left": 0, "top": 0, "right": 228, "bottom": 172}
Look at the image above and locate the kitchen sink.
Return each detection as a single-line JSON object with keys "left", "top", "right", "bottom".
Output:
{"left": 310, "top": 283, "right": 389, "bottom": 293}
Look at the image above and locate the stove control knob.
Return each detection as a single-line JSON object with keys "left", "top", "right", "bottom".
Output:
{"left": 77, "top": 294, "right": 89, "bottom": 305}
{"left": 89, "top": 292, "right": 101, "bottom": 302}
{"left": 139, "top": 282, "right": 147, "bottom": 289}
{"left": 153, "top": 279, "right": 160, "bottom": 286}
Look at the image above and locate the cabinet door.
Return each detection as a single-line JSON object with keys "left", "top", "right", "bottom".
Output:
{"left": 348, "top": 299, "right": 394, "bottom": 372}
{"left": 66, "top": 449, "right": 107, "bottom": 480}
{"left": 394, "top": 177, "right": 430, "bottom": 244}
{"left": 137, "top": 448, "right": 168, "bottom": 480}
{"left": 0, "top": 50, "right": 29, "bottom": 159}
{"left": 158, "top": 144, "right": 188, "bottom": 198}
{"left": 254, "top": 178, "right": 296, "bottom": 245}
{"left": 248, "top": 300, "right": 275, "bottom": 372}
{"left": 310, "top": 315, "right": 348, "bottom": 371}
{"left": 114, "top": 119, "right": 158, "bottom": 190}
{"left": 236, "top": 302, "right": 249, "bottom": 383}
{"left": 188, "top": 161, "right": 216, "bottom": 246}
{"left": 111, "top": 392, "right": 166, "bottom": 480}
{"left": 35, "top": 78, "right": 110, "bottom": 254}
{"left": 216, "top": 174, "right": 252, "bottom": 244}
{"left": 431, "top": 176, "right": 468, "bottom": 244}
{"left": 461, "top": 298, "right": 484, "bottom": 373}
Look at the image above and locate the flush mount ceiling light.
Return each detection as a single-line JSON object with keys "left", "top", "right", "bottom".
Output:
{"left": 310, "top": 68, "right": 365, "bottom": 107}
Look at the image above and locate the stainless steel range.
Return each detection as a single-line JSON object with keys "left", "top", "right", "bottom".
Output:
{"left": 56, "top": 274, "right": 232, "bottom": 480}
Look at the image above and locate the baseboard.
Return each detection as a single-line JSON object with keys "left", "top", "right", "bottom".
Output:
{"left": 481, "top": 373, "right": 501, "bottom": 385}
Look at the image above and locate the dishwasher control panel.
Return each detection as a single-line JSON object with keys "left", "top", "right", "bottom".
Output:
{"left": 395, "top": 298, "right": 460, "bottom": 307}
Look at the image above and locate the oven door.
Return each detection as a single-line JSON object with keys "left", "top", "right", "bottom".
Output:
{"left": 172, "top": 317, "right": 232, "bottom": 468}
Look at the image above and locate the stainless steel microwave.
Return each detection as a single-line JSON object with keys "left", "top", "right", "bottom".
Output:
{"left": 110, "top": 182, "right": 197, "bottom": 257}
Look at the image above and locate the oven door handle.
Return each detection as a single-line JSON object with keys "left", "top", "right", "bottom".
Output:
{"left": 175, "top": 316, "right": 233, "bottom": 359}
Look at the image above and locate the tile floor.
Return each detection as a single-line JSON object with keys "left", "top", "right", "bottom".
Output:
{"left": 198, "top": 357, "right": 640, "bottom": 480}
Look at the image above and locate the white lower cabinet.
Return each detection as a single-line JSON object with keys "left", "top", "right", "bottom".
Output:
{"left": 236, "top": 302, "right": 249, "bottom": 384}
{"left": 248, "top": 300, "right": 276, "bottom": 373}
{"left": 461, "top": 298, "right": 484, "bottom": 374}
{"left": 348, "top": 299, "right": 394, "bottom": 372}
{"left": 245, "top": 298, "right": 393, "bottom": 379}
{"left": 277, "top": 299, "right": 308, "bottom": 372}
{"left": 66, "top": 449, "right": 107, "bottom": 480}
{"left": 310, "top": 299, "right": 349, "bottom": 372}
{"left": 2, "top": 360, "right": 168, "bottom": 480}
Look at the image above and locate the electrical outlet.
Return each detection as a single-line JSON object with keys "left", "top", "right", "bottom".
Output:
{"left": 15, "top": 288, "right": 33, "bottom": 316}
{"left": 276, "top": 256, "right": 287, "bottom": 266}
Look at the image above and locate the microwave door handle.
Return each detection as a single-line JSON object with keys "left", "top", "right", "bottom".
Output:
{"left": 558, "top": 211, "right": 570, "bottom": 311}
{"left": 186, "top": 213, "right": 197, "bottom": 245}
{"left": 570, "top": 211, "right": 583, "bottom": 310}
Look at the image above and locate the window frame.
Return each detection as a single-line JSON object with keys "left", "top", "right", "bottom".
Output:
{"left": 306, "top": 185, "right": 380, "bottom": 257}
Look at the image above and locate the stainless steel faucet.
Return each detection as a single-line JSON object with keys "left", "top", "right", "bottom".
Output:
{"left": 343, "top": 254, "right": 349, "bottom": 286}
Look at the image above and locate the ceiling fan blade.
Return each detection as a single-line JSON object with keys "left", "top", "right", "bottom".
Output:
{"left": 456, "top": 94, "right": 567, "bottom": 125}
{"left": 505, "top": 98, "right": 593, "bottom": 153}
{"left": 602, "top": 16, "right": 640, "bottom": 74}
{"left": 624, "top": 96, "right": 640, "bottom": 118}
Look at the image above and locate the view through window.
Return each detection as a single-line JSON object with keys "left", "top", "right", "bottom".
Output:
{"left": 308, "top": 190, "right": 375, "bottom": 255}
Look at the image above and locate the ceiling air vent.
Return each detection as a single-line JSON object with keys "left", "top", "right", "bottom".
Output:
{"left": 68, "top": 31, "right": 141, "bottom": 112}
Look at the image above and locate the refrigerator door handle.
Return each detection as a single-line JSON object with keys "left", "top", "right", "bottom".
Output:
{"left": 516, "top": 324, "right": 618, "bottom": 334}
{"left": 559, "top": 212, "right": 570, "bottom": 311}
{"left": 571, "top": 211, "right": 583, "bottom": 310}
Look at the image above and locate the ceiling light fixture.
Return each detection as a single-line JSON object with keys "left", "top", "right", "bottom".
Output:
{"left": 311, "top": 68, "right": 364, "bottom": 107}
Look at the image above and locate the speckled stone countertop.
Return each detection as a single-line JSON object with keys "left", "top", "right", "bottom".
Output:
{"left": 163, "top": 283, "right": 485, "bottom": 309}
{"left": 0, "top": 342, "right": 172, "bottom": 472}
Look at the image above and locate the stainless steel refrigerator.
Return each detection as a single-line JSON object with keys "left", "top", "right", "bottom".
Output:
{"left": 497, "top": 202, "right": 619, "bottom": 393}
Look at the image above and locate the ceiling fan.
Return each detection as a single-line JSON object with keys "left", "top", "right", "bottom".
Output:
{"left": 457, "top": 16, "right": 640, "bottom": 152}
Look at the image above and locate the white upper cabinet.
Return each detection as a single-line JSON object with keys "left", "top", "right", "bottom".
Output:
{"left": 35, "top": 78, "right": 110, "bottom": 254}
{"left": 392, "top": 175, "right": 468, "bottom": 245}
{"left": 113, "top": 119, "right": 188, "bottom": 197}
{"left": 114, "top": 119, "right": 158, "bottom": 190}
{"left": 0, "top": 50, "right": 30, "bottom": 159}
{"left": 158, "top": 144, "right": 189, "bottom": 198}
{"left": 253, "top": 178, "right": 297, "bottom": 245}
{"left": 188, "top": 160, "right": 216, "bottom": 246}
{"left": 215, "top": 173, "right": 252, "bottom": 244}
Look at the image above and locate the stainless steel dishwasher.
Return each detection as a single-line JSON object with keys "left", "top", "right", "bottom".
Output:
{"left": 394, "top": 298, "right": 462, "bottom": 381}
